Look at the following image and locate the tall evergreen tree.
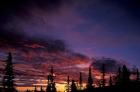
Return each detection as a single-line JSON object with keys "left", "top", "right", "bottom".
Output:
{"left": 122, "top": 65, "right": 130, "bottom": 87}
{"left": 101, "top": 64, "right": 105, "bottom": 87}
{"left": 40, "top": 86, "right": 44, "bottom": 92}
{"left": 109, "top": 75, "right": 113, "bottom": 86}
{"left": 65, "top": 76, "right": 70, "bottom": 92}
{"left": 136, "top": 69, "right": 139, "bottom": 81}
{"left": 79, "top": 72, "right": 83, "bottom": 91}
{"left": 3, "top": 52, "right": 15, "bottom": 92}
{"left": 46, "top": 66, "right": 56, "bottom": 92}
{"left": 116, "top": 66, "right": 122, "bottom": 86}
{"left": 87, "top": 67, "right": 93, "bottom": 89}
{"left": 26, "top": 89, "right": 31, "bottom": 92}
{"left": 34, "top": 85, "right": 37, "bottom": 92}
{"left": 71, "top": 80, "right": 77, "bottom": 92}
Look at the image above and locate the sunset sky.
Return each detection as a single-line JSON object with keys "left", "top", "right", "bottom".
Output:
{"left": 0, "top": 0, "right": 140, "bottom": 91}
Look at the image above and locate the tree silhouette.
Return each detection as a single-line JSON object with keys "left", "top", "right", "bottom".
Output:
{"left": 86, "top": 67, "right": 94, "bottom": 92}
{"left": 71, "top": 80, "right": 77, "bottom": 92}
{"left": 122, "top": 65, "right": 130, "bottom": 87}
{"left": 34, "top": 85, "right": 37, "bottom": 92}
{"left": 65, "top": 76, "right": 70, "bottom": 92}
{"left": 87, "top": 67, "right": 93, "bottom": 89}
{"left": 101, "top": 64, "right": 105, "bottom": 87}
{"left": 26, "top": 89, "right": 29, "bottom": 92}
{"left": 1, "top": 52, "right": 140, "bottom": 92}
{"left": 40, "top": 86, "right": 44, "bottom": 92}
{"left": 115, "top": 66, "right": 122, "bottom": 86}
{"left": 79, "top": 72, "right": 83, "bottom": 91}
{"left": 3, "top": 52, "right": 16, "bottom": 92}
{"left": 109, "top": 75, "right": 113, "bottom": 86}
{"left": 46, "top": 66, "right": 56, "bottom": 92}
{"left": 136, "top": 69, "right": 139, "bottom": 81}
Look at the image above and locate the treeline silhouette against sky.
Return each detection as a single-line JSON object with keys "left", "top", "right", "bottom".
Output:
{"left": 0, "top": 53, "right": 140, "bottom": 92}
{"left": 0, "top": 0, "right": 140, "bottom": 91}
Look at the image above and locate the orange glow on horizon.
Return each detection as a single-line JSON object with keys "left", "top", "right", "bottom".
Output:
{"left": 16, "top": 83, "right": 66, "bottom": 92}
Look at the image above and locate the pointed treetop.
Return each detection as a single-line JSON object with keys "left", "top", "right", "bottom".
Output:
{"left": 109, "top": 75, "right": 112, "bottom": 80}
{"left": 50, "top": 66, "right": 54, "bottom": 75}
{"left": 79, "top": 72, "right": 82, "bottom": 85}
{"left": 122, "top": 65, "right": 130, "bottom": 75}
{"left": 123, "top": 65, "right": 127, "bottom": 69}
{"left": 122, "top": 65, "right": 129, "bottom": 72}
{"left": 117, "top": 66, "right": 122, "bottom": 77}
{"left": 102, "top": 63, "right": 105, "bottom": 73}
{"left": 109, "top": 75, "right": 113, "bottom": 86}
{"left": 136, "top": 69, "right": 139, "bottom": 74}
{"left": 118, "top": 67, "right": 121, "bottom": 72}
{"left": 7, "top": 52, "right": 12, "bottom": 61}
{"left": 79, "top": 72, "right": 83, "bottom": 90}
{"left": 87, "top": 66, "right": 93, "bottom": 87}
{"left": 136, "top": 68, "right": 139, "bottom": 81}
{"left": 89, "top": 67, "right": 92, "bottom": 76}
{"left": 67, "top": 75, "right": 70, "bottom": 84}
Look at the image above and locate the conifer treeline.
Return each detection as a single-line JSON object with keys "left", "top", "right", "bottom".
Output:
{"left": 0, "top": 53, "right": 140, "bottom": 92}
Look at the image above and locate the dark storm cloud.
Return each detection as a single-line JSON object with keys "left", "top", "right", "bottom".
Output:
{"left": 0, "top": 28, "right": 67, "bottom": 52}
{"left": 91, "top": 58, "right": 123, "bottom": 73}
{"left": 0, "top": 0, "right": 68, "bottom": 52}
{"left": 0, "top": 33, "right": 66, "bottom": 53}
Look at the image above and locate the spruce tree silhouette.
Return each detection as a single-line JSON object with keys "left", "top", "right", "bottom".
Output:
{"left": 34, "top": 85, "right": 37, "bottom": 92}
{"left": 135, "top": 68, "right": 140, "bottom": 90}
{"left": 122, "top": 65, "right": 130, "bottom": 87}
{"left": 136, "top": 69, "right": 139, "bottom": 81}
{"left": 109, "top": 76, "right": 113, "bottom": 86}
{"left": 3, "top": 52, "right": 16, "bottom": 92}
{"left": 40, "top": 86, "right": 44, "bottom": 92}
{"left": 79, "top": 72, "right": 83, "bottom": 91}
{"left": 116, "top": 66, "right": 122, "bottom": 86}
{"left": 86, "top": 67, "right": 93, "bottom": 91}
{"left": 46, "top": 66, "right": 56, "bottom": 92}
{"left": 26, "top": 89, "right": 31, "bottom": 92}
{"left": 65, "top": 76, "right": 70, "bottom": 92}
{"left": 101, "top": 64, "right": 105, "bottom": 87}
{"left": 71, "top": 80, "right": 77, "bottom": 92}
